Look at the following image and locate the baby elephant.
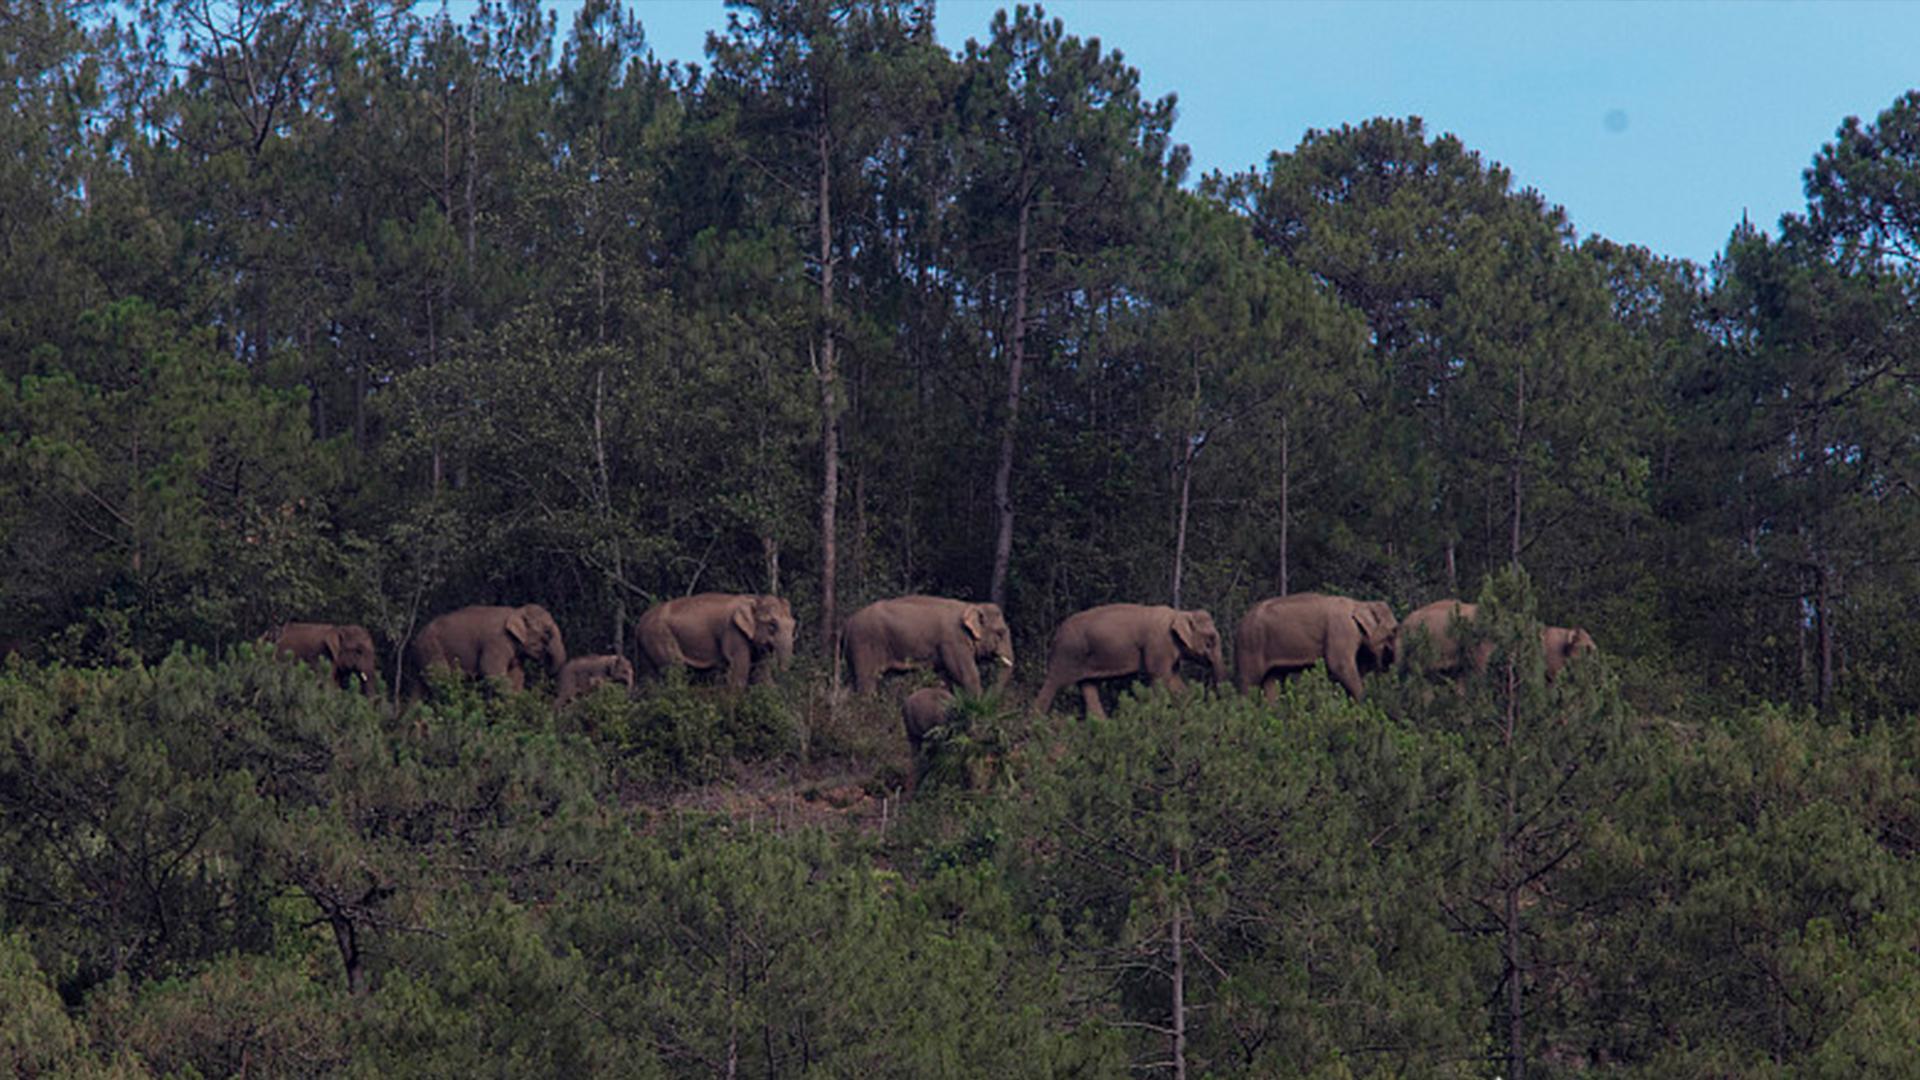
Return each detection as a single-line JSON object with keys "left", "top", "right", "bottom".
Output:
{"left": 901, "top": 686, "right": 957, "bottom": 760}
{"left": 557, "top": 654, "right": 637, "bottom": 707}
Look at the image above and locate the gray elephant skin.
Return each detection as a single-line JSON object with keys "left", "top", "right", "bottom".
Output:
{"left": 264, "top": 621, "right": 379, "bottom": 695}
{"left": 1032, "top": 603, "right": 1226, "bottom": 718}
{"left": 1396, "top": 600, "right": 1596, "bottom": 681}
{"left": 410, "top": 604, "right": 568, "bottom": 693}
{"left": 636, "top": 593, "right": 796, "bottom": 688}
{"left": 901, "top": 685, "right": 956, "bottom": 760}
{"left": 1235, "top": 593, "right": 1397, "bottom": 701}
{"left": 557, "top": 654, "right": 637, "bottom": 707}
{"left": 843, "top": 595, "right": 1014, "bottom": 696}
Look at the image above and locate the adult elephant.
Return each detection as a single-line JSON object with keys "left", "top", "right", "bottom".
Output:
{"left": 843, "top": 595, "right": 1014, "bottom": 696}
{"left": 410, "top": 604, "right": 568, "bottom": 693}
{"left": 264, "top": 621, "right": 379, "bottom": 695}
{"left": 1235, "top": 593, "right": 1397, "bottom": 701}
{"left": 1032, "top": 604, "right": 1226, "bottom": 718}
{"left": 635, "top": 593, "right": 796, "bottom": 688}
{"left": 556, "top": 654, "right": 637, "bottom": 708}
{"left": 1396, "top": 600, "right": 1596, "bottom": 681}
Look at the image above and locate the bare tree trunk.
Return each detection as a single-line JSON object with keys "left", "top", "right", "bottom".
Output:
{"left": 990, "top": 190, "right": 1032, "bottom": 607}
{"left": 1446, "top": 541, "right": 1457, "bottom": 595}
{"left": 330, "top": 914, "right": 365, "bottom": 996}
{"left": 1172, "top": 441, "right": 1195, "bottom": 608}
{"left": 594, "top": 368, "right": 625, "bottom": 654}
{"left": 816, "top": 125, "right": 840, "bottom": 654}
{"left": 1170, "top": 843, "right": 1187, "bottom": 1080}
{"left": 1502, "top": 655, "right": 1525, "bottom": 1080}
{"left": 464, "top": 76, "right": 477, "bottom": 270}
{"left": 1509, "top": 365, "right": 1525, "bottom": 566}
{"left": 1816, "top": 555, "right": 1833, "bottom": 713}
{"left": 1276, "top": 412, "right": 1290, "bottom": 595}
{"left": 1171, "top": 361, "right": 1200, "bottom": 607}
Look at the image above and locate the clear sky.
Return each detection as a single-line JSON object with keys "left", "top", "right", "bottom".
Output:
{"left": 616, "top": 0, "right": 1918, "bottom": 268}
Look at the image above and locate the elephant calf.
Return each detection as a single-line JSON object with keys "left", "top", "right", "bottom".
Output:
{"left": 843, "top": 595, "right": 1014, "bottom": 696}
{"left": 557, "top": 654, "right": 637, "bottom": 707}
{"left": 1032, "top": 603, "right": 1226, "bottom": 719}
{"left": 1235, "top": 593, "right": 1396, "bottom": 701}
{"left": 901, "top": 685, "right": 956, "bottom": 760}
{"left": 636, "top": 593, "right": 796, "bottom": 688}
{"left": 1396, "top": 600, "right": 1596, "bottom": 681}
{"left": 263, "top": 621, "right": 379, "bottom": 695}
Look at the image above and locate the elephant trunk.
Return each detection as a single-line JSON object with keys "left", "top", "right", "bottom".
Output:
{"left": 546, "top": 639, "right": 568, "bottom": 676}
{"left": 990, "top": 646, "right": 1014, "bottom": 695}
{"left": 1208, "top": 647, "right": 1228, "bottom": 687}
{"left": 772, "top": 620, "right": 796, "bottom": 671}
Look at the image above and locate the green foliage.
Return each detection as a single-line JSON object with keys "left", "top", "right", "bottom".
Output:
{"left": 4, "top": 2, "right": 1920, "bottom": 1071}
{"left": 1014, "top": 684, "right": 1481, "bottom": 1076}
{"left": 564, "top": 675, "right": 801, "bottom": 787}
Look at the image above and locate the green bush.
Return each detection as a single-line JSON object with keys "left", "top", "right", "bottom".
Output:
{"left": 565, "top": 675, "right": 801, "bottom": 786}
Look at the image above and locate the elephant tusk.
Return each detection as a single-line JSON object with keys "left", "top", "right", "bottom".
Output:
{"left": 996, "top": 655, "right": 1014, "bottom": 666}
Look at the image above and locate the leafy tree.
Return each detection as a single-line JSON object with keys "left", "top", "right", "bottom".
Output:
{"left": 0, "top": 300, "right": 336, "bottom": 657}
{"left": 1016, "top": 685, "right": 1480, "bottom": 1076}
{"left": 952, "top": 4, "right": 1184, "bottom": 608}
{"left": 1219, "top": 118, "right": 1647, "bottom": 613}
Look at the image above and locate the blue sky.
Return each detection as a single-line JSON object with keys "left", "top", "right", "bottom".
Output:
{"left": 620, "top": 0, "right": 1918, "bottom": 267}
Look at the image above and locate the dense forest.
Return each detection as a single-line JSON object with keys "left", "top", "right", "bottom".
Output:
{"left": 3, "top": 1, "right": 1919, "bottom": 1076}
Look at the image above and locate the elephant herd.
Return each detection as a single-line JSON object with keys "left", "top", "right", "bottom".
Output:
{"left": 261, "top": 593, "right": 797, "bottom": 706}
{"left": 263, "top": 590, "right": 1595, "bottom": 726}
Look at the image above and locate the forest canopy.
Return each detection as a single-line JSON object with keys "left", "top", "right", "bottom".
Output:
{"left": 3, "top": 1, "right": 1920, "bottom": 1076}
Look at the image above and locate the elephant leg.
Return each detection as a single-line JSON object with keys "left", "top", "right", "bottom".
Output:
{"left": 1080, "top": 682, "right": 1107, "bottom": 720}
{"left": 940, "top": 646, "right": 983, "bottom": 696}
{"left": 1157, "top": 670, "right": 1188, "bottom": 694}
{"left": 1032, "top": 677, "right": 1066, "bottom": 715}
{"left": 1262, "top": 675, "right": 1281, "bottom": 704}
{"left": 507, "top": 662, "right": 526, "bottom": 693}
{"left": 723, "top": 634, "right": 754, "bottom": 689}
{"left": 1327, "top": 655, "right": 1364, "bottom": 700}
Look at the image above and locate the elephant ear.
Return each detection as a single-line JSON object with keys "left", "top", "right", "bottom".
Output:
{"left": 505, "top": 607, "right": 537, "bottom": 648}
{"left": 731, "top": 600, "right": 758, "bottom": 641}
{"left": 961, "top": 605, "right": 987, "bottom": 642}
{"left": 321, "top": 627, "right": 345, "bottom": 662}
{"left": 1352, "top": 602, "right": 1392, "bottom": 639}
{"left": 1171, "top": 612, "right": 1204, "bottom": 655}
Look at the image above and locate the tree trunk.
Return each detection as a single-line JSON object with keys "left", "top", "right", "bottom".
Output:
{"left": 464, "top": 76, "right": 477, "bottom": 271}
{"left": 1170, "top": 843, "right": 1188, "bottom": 1080}
{"left": 816, "top": 125, "right": 841, "bottom": 654}
{"left": 1816, "top": 556, "right": 1833, "bottom": 713}
{"left": 330, "top": 913, "right": 365, "bottom": 996}
{"left": 1278, "top": 411, "right": 1290, "bottom": 596}
{"left": 353, "top": 355, "right": 368, "bottom": 450}
{"left": 1503, "top": 655, "right": 1525, "bottom": 1080}
{"left": 989, "top": 190, "right": 1032, "bottom": 608}
{"left": 1509, "top": 365, "right": 1525, "bottom": 566}
{"left": 1172, "top": 440, "right": 1194, "bottom": 608}
{"left": 594, "top": 368, "right": 625, "bottom": 655}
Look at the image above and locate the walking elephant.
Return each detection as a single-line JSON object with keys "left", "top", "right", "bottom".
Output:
{"left": 557, "top": 654, "right": 636, "bottom": 707}
{"left": 1396, "top": 600, "right": 1596, "bottom": 681}
{"left": 635, "top": 593, "right": 796, "bottom": 688}
{"left": 1032, "top": 604, "right": 1226, "bottom": 718}
{"left": 843, "top": 595, "right": 1013, "bottom": 696}
{"left": 410, "top": 604, "right": 568, "bottom": 693}
{"left": 1235, "top": 593, "right": 1396, "bottom": 701}
{"left": 264, "top": 621, "right": 379, "bottom": 695}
